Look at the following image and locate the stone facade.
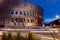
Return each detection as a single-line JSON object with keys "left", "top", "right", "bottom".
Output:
{"left": 0, "top": 2, "right": 43, "bottom": 29}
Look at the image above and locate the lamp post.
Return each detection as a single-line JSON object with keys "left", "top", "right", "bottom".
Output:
{"left": 56, "top": 15, "right": 60, "bottom": 19}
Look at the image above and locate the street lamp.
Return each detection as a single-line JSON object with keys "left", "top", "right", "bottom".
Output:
{"left": 56, "top": 15, "right": 60, "bottom": 19}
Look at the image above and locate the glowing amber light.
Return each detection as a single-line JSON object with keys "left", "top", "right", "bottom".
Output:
{"left": 36, "top": 13, "right": 38, "bottom": 16}
{"left": 34, "top": 19, "right": 38, "bottom": 24}
{"left": 39, "top": 16, "right": 43, "bottom": 18}
{"left": 0, "top": 0, "right": 3, "bottom": 3}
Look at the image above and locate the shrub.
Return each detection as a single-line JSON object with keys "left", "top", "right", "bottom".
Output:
{"left": 28, "top": 32, "right": 41, "bottom": 40}
{"left": 28, "top": 32, "right": 34, "bottom": 40}
{"left": 2, "top": 32, "right": 7, "bottom": 40}
{"left": 2, "top": 32, "right": 41, "bottom": 40}
{"left": 22, "top": 36, "right": 28, "bottom": 40}
{"left": 15, "top": 32, "right": 22, "bottom": 40}
{"left": 7, "top": 33, "right": 12, "bottom": 40}
{"left": 12, "top": 35, "right": 16, "bottom": 40}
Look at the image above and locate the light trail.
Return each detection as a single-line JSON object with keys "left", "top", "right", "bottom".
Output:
{"left": 34, "top": 34, "right": 59, "bottom": 40}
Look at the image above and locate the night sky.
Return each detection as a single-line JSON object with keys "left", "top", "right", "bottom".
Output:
{"left": 0, "top": 0, "right": 60, "bottom": 24}
{"left": 26, "top": 0, "right": 60, "bottom": 24}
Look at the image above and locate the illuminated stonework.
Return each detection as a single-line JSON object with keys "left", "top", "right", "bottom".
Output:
{"left": 0, "top": 2, "right": 44, "bottom": 28}
{"left": 0, "top": 0, "right": 3, "bottom": 3}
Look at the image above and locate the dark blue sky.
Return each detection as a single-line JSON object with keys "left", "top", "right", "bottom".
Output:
{"left": 26, "top": 0, "right": 60, "bottom": 23}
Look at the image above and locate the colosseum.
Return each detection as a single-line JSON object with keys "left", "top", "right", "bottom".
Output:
{"left": 0, "top": 2, "right": 44, "bottom": 29}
